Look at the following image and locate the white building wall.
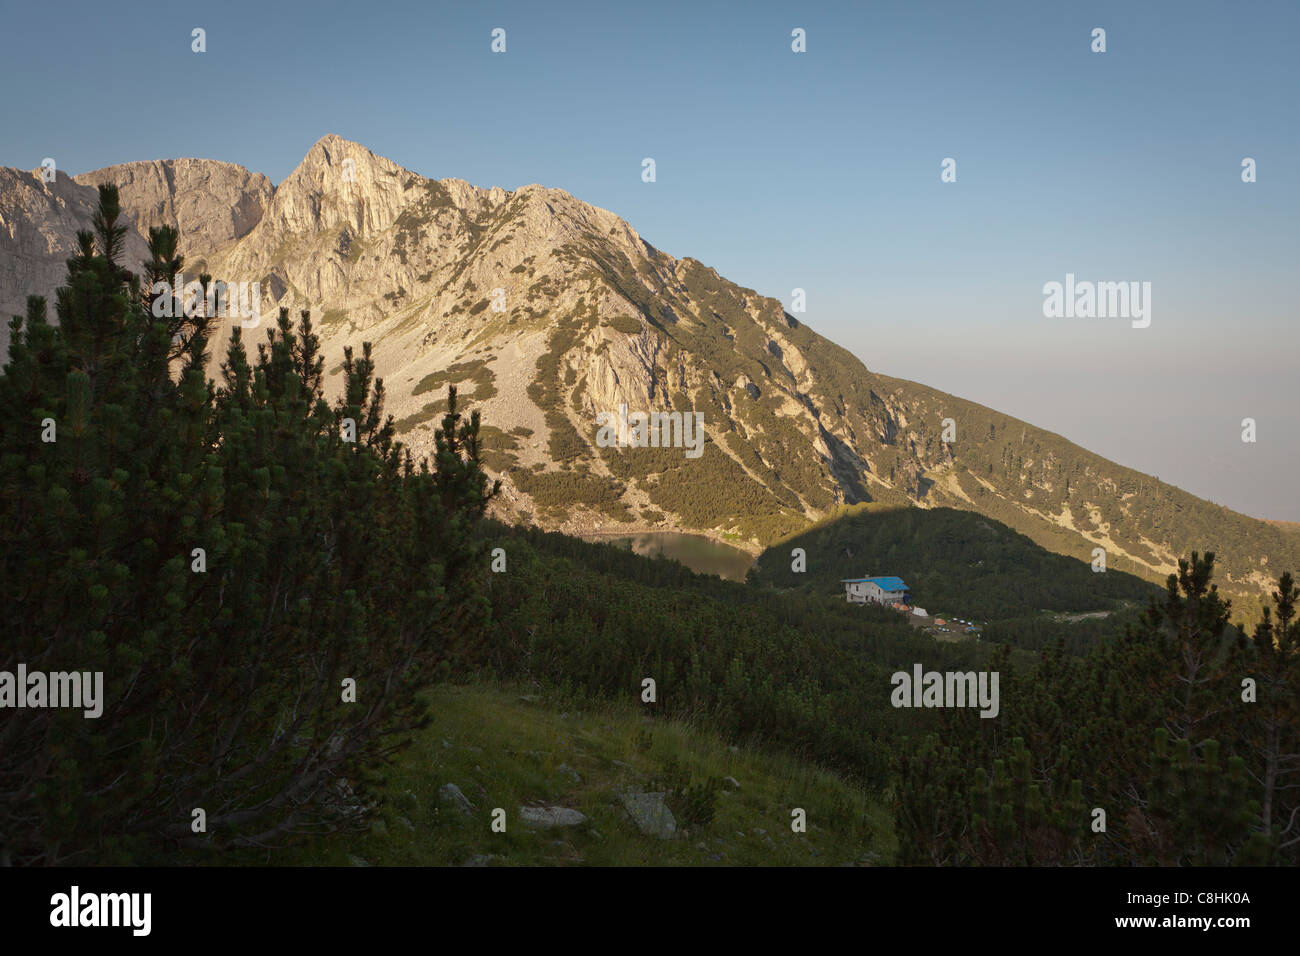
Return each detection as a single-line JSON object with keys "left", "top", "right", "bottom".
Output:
{"left": 846, "top": 581, "right": 909, "bottom": 605}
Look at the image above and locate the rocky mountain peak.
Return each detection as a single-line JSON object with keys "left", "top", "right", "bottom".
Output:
{"left": 1, "top": 137, "right": 1295, "bottom": 615}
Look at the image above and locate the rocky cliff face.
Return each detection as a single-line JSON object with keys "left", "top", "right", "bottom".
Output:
{"left": 75, "top": 158, "right": 273, "bottom": 261}
{"left": 1, "top": 135, "right": 1294, "bottom": 608}
{"left": 0, "top": 168, "right": 149, "bottom": 335}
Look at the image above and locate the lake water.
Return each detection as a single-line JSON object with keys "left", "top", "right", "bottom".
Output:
{"left": 582, "top": 531, "right": 756, "bottom": 581}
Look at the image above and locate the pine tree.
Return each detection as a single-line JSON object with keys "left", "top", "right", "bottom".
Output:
{"left": 1, "top": 184, "right": 498, "bottom": 863}
{"left": 1245, "top": 572, "right": 1300, "bottom": 862}
{"left": 893, "top": 548, "right": 1288, "bottom": 866}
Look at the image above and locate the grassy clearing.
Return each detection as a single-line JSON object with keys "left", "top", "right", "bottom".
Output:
{"left": 252, "top": 683, "right": 893, "bottom": 866}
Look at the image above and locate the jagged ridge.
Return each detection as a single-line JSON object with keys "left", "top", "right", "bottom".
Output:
{"left": 0, "top": 134, "right": 1294, "bottom": 617}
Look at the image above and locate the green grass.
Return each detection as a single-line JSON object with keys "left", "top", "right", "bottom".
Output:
{"left": 411, "top": 360, "right": 498, "bottom": 402}
{"left": 250, "top": 683, "right": 892, "bottom": 866}
{"left": 393, "top": 399, "right": 447, "bottom": 433}
{"left": 476, "top": 425, "right": 521, "bottom": 472}
{"left": 510, "top": 467, "right": 628, "bottom": 514}
{"left": 603, "top": 315, "right": 642, "bottom": 335}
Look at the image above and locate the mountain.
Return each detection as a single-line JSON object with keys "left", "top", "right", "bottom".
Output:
{"left": 1, "top": 134, "right": 1295, "bottom": 618}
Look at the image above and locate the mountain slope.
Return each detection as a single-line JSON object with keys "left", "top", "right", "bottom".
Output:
{"left": 1, "top": 134, "right": 1294, "bottom": 618}
{"left": 230, "top": 682, "right": 892, "bottom": 867}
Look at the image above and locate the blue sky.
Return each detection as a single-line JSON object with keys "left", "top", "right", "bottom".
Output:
{"left": 2, "top": 0, "right": 1297, "bottom": 518}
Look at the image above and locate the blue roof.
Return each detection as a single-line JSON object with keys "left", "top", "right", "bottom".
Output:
{"left": 867, "top": 577, "right": 909, "bottom": 591}
{"left": 841, "top": 576, "right": 909, "bottom": 590}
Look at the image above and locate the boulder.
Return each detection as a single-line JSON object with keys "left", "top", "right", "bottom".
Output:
{"left": 519, "top": 805, "right": 588, "bottom": 827}
{"left": 619, "top": 791, "right": 677, "bottom": 839}
{"left": 438, "top": 783, "right": 475, "bottom": 815}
